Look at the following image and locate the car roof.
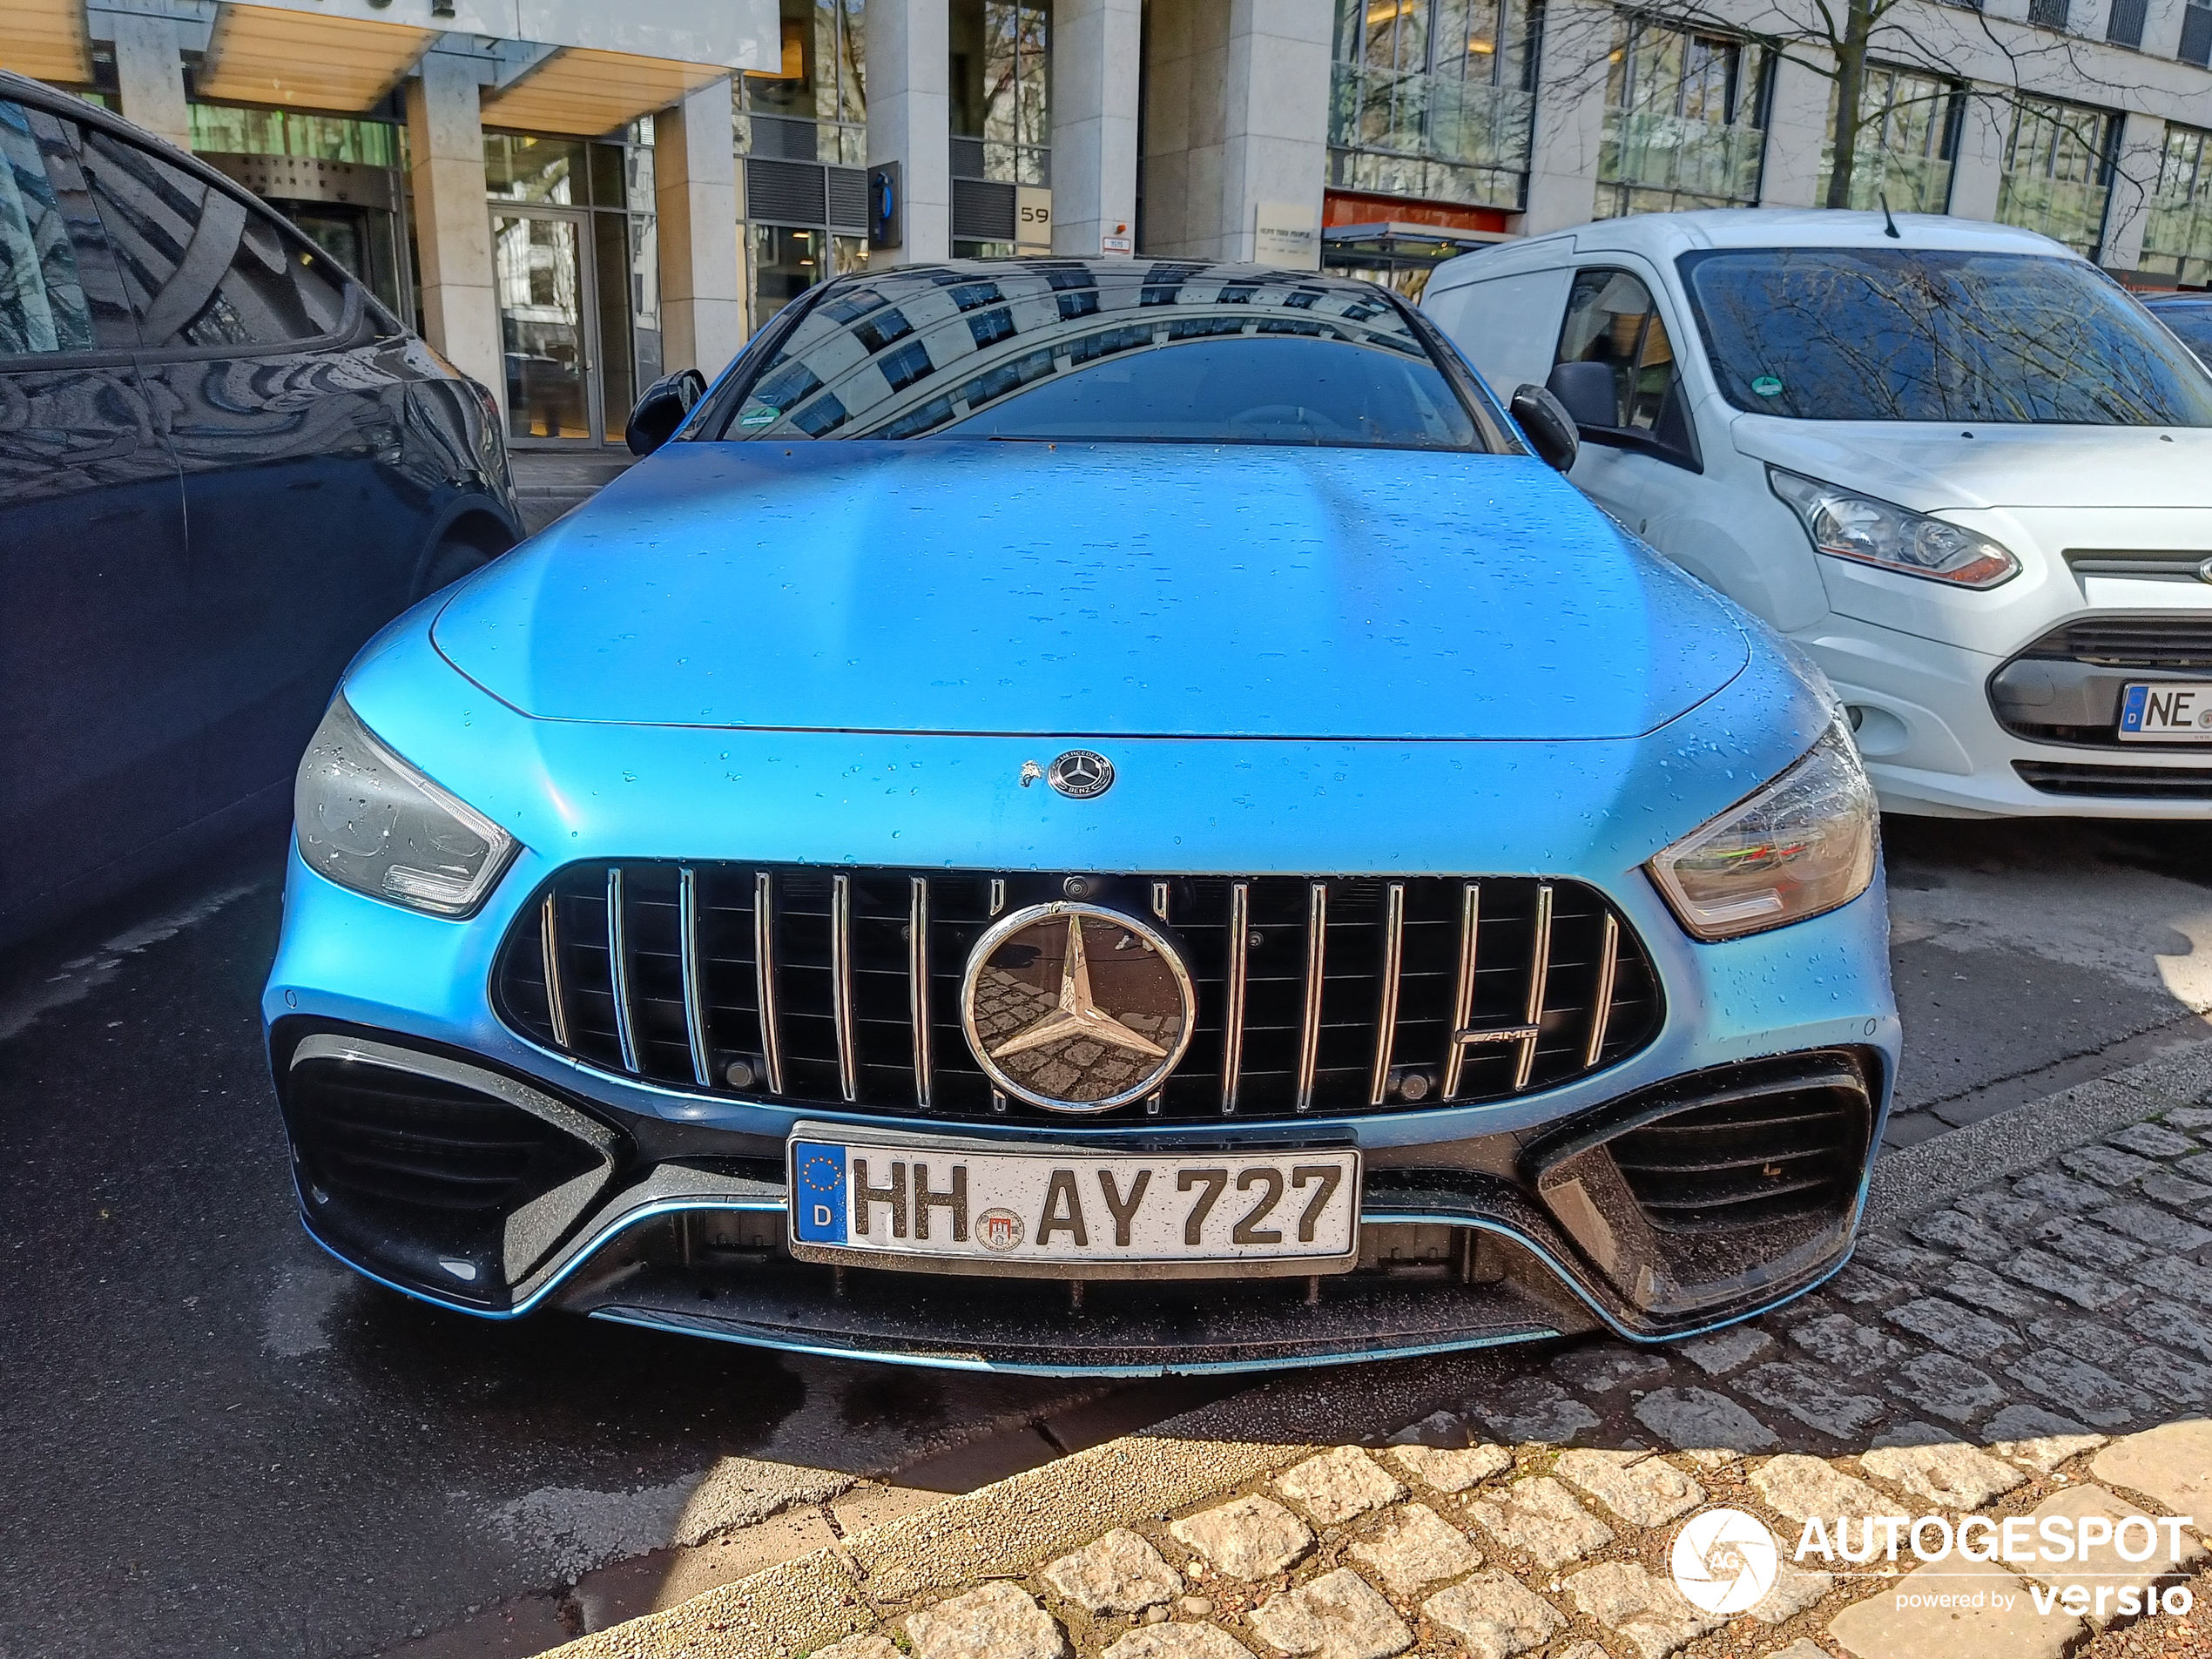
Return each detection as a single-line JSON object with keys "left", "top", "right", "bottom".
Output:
{"left": 1426, "top": 207, "right": 2080, "bottom": 294}
{"left": 2142, "top": 292, "right": 2212, "bottom": 308}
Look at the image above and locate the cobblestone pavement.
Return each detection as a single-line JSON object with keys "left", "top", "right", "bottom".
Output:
{"left": 554, "top": 1081, "right": 2212, "bottom": 1659}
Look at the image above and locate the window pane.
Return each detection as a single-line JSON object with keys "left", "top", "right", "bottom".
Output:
{"left": 715, "top": 263, "right": 1483, "bottom": 448}
{"left": 78, "top": 127, "right": 349, "bottom": 347}
{"left": 0, "top": 99, "right": 93, "bottom": 354}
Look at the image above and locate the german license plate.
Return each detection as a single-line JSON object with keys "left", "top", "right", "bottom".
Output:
{"left": 2119, "top": 681, "right": 2212, "bottom": 741}
{"left": 786, "top": 1123, "right": 1359, "bottom": 1277}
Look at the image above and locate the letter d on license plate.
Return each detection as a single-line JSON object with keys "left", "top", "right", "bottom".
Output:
{"left": 787, "top": 1123, "right": 1359, "bottom": 1278}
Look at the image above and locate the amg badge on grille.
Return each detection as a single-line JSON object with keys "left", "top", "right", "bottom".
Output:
{"left": 960, "top": 902, "right": 1193, "bottom": 1112}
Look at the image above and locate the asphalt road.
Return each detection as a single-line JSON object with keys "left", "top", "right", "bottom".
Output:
{"left": 1, "top": 811, "right": 2206, "bottom": 1659}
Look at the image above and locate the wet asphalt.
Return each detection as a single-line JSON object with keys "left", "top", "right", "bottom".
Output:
{"left": 0, "top": 813, "right": 2207, "bottom": 1658}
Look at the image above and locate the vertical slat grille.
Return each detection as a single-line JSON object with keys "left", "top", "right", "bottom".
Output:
{"left": 1221, "top": 880, "right": 1250, "bottom": 1115}
{"left": 496, "top": 867, "right": 1663, "bottom": 1123}
{"left": 755, "top": 871, "right": 784, "bottom": 1095}
{"left": 679, "top": 867, "right": 711, "bottom": 1087}
{"left": 607, "top": 867, "right": 640, "bottom": 1074}
{"left": 908, "top": 877, "right": 934, "bottom": 1109}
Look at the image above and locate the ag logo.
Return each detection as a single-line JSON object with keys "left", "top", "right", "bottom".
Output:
{"left": 1670, "top": 1507, "right": 1778, "bottom": 1615}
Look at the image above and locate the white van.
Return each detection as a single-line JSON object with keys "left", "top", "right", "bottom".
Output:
{"left": 1424, "top": 208, "right": 2212, "bottom": 818}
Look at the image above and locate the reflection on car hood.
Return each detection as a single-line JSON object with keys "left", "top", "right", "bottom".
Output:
{"left": 431, "top": 442, "right": 1750, "bottom": 740}
{"left": 1730, "top": 415, "right": 2212, "bottom": 510}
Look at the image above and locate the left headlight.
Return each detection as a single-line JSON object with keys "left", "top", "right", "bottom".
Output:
{"left": 294, "top": 698, "right": 517, "bottom": 917}
{"left": 1769, "top": 467, "right": 2019, "bottom": 589}
{"left": 1647, "top": 722, "right": 1878, "bottom": 941}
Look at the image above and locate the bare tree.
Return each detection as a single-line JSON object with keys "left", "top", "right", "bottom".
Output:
{"left": 1542, "top": 0, "right": 2168, "bottom": 226}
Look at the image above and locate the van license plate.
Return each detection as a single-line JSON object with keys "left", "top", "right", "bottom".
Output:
{"left": 2119, "top": 682, "right": 2212, "bottom": 741}
{"left": 786, "top": 1124, "right": 1359, "bottom": 1277}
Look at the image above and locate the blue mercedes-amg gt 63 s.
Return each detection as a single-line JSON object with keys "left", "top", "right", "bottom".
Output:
{"left": 264, "top": 259, "right": 1897, "bottom": 1374}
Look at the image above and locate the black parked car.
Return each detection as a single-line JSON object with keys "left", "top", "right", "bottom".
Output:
{"left": 2143, "top": 292, "right": 2212, "bottom": 368}
{"left": 1, "top": 70, "right": 520, "bottom": 947}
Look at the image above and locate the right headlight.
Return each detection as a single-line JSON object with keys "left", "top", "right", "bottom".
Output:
{"left": 1769, "top": 467, "right": 2019, "bottom": 589}
{"left": 294, "top": 698, "right": 517, "bottom": 918}
{"left": 1647, "top": 721, "right": 1878, "bottom": 941}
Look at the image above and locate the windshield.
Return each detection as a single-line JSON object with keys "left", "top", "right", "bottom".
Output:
{"left": 703, "top": 260, "right": 1494, "bottom": 449}
{"left": 1678, "top": 248, "right": 2212, "bottom": 425}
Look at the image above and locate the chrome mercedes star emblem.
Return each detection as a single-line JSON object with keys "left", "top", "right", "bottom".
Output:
{"left": 960, "top": 901, "right": 1193, "bottom": 1112}
{"left": 1047, "top": 750, "right": 1114, "bottom": 799}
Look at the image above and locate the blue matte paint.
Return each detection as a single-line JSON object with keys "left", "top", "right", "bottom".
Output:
{"left": 266, "top": 422, "right": 1901, "bottom": 1370}
{"left": 428, "top": 443, "right": 1749, "bottom": 740}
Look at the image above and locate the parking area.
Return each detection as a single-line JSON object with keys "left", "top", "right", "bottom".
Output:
{"left": 0, "top": 812, "right": 2205, "bottom": 1659}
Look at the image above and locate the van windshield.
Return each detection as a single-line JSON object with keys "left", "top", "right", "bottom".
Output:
{"left": 1678, "top": 248, "right": 2212, "bottom": 426}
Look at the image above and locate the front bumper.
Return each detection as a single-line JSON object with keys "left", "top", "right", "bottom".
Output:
{"left": 266, "top": 848, "right": 1897, "bottom": 1374}
{"left": 1793, "top": 610, "right": 2212, "bottom": 819}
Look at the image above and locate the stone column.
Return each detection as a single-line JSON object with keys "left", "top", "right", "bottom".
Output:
{"left": 111, "top": 12, "right": 191, "bottom": 151}
{"left": 1212, "top": 0, "right": 1331, "bottom": 262}
{"left": 867, "top": 0, "right": 952, "bottom": 263}
{"left": 2101, "top": 110, "right": 2167, "bottom": 272}
{"left": 655, "top": 76, "right": 746, "bottom": 377}
{"left": 1052, "top": 0, "right": 1142, "bottom": 256}
{"left": 405, "top": 54, "right": 502, "bottom": 409}
{"left": 1521, "top": 0, "right": 1609, "bottom": 233}
{"left": 1946, "top": 93, "right": 2010, "bottom": 225}
{"left": 1760, "top": 53, "right": 1832, "bottom": 209}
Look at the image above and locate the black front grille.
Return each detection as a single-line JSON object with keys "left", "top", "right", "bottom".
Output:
{"left": 493, "top": 866, "right": 1664, "bottom": 1124}
{"left": 287, "top": 1063, "right": 590, "bottom": 1215}
{"left": 2015, "top": 760, "right": 2212, "bottom": 799}
{"left": 1609, "top": 1082, "right": 1867, "bottom": 1234}
{"left": 2014, "top": 614, "right": 2212, "bottom": 671}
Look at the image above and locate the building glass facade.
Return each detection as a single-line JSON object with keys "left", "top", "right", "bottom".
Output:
{"left": 736, "top": 0, "right": 870, "bottom": 335}
{"left": 1595, "top": 17, "right": 1769, "bottom": 218}
{"left": 1996, "top": 94, "right": 2117, "bottom": 259}
{"left": 1819, "top": 65, "right": 1960, "bottom": 213}
{"left": 949, "top": 0, "right": 1050, "bottom": 254}
{"left": 1326, "top": 0, "right": 1540, "bottom": 212}
{"left": 484, "top": 131, "right": 660, "bottom": 446}
{"left": 2141, "top": 122, "right": 2212, "bottom": 286}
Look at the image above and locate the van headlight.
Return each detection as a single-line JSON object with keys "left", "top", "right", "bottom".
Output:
{"left": 1770, "top": 468, "right": 2019, "bottom": 589}
{"left": 1647, "top": 722, "right": 1878, "bottom": 941}
{"left": 294, "top": 698, "right": 517, "bottom": 917}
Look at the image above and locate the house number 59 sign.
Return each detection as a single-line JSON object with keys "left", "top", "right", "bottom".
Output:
{"left": 1015, "top": 186, "right": 1052, "bottom": 253}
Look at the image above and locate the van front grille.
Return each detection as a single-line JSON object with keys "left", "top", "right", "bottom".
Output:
{"left": 492, "top": 866, "right": 1664, "bottom": 1124}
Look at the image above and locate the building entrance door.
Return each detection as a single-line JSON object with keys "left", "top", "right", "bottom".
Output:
{"left": 493, "top": 206, "right": 601, "bottom": 447}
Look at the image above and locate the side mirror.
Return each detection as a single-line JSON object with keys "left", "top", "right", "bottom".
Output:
{"left": 624, "top": 368, "right": 708, "bottom": 456}
{"left": 1545, "top": 361, "right": 1620, "bottom": 431}
{"left": 1510, "top": 384, "right": 1580, "bottom": 473}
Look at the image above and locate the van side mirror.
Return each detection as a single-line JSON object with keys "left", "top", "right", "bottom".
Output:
{"left": 1545, "top": 361, "right": 1620, "bottom": 431}
{"left": 1510, "top": 384, "right": 1580, "bottom": 474}
{"left": 625, "top": 368, "right": 708, "bottom": 456}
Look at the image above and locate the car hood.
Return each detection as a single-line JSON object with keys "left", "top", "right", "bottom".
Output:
{"left": 431, "top": 442, "right": 1750, "bottom": 740}
{"left": 1729, "top": 415, "right": 2212, "bottom": 510}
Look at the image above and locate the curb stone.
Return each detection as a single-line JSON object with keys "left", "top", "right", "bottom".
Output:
{"left": 547, "top": 1058, "right": 2212, "bottom": 1659}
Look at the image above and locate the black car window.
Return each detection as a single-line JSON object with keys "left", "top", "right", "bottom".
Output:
{"left": 0, "top": 98, "right": 93, "bottom": 355}
{"left": 705, "top": 262, "right": 1501, "bottom": 450}
{"left": 1554, "top": 267, "right": 1698, "bottom": 464}
{"left": 2149, "top": 300, "right": 2212, "bottom": 366}
{"left": 1680, "top": 247, "right": 2212, "bottom": 425}
{"left": 76, "top": 125, "right": 349, "bottom": 351}
{"left": 941, "top": 334, "right": 1478, "bottom": 447}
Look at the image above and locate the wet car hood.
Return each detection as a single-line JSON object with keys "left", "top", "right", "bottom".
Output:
{"left": 431, "top": 442, "right": 1750, "bottom": 740}
{"left": 1730, "top": 415, "right": 2212, "bottom": 510}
